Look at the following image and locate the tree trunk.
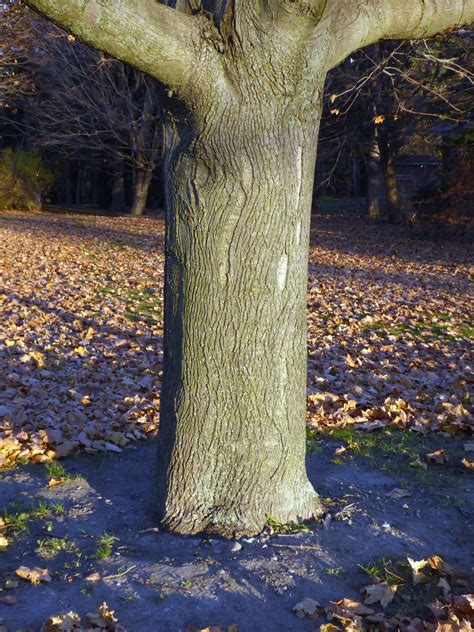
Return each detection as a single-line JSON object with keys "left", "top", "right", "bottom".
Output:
{"left": 384, "top": 154, "right": 401, "bottom": 224}
{"left": 131, "top": 167, "right": 153, "bottom": 216}
{"left": 156, "top": 96, "right": 324, "bottom": 537}
{"left": 110, "top": 160, "right": 125, "bottom": 213}
{"left": 366, "top": 133, "right": 387, "bottom": 220}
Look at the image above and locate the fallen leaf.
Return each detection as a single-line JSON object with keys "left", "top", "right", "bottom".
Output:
{"left": 330, "top": 598, "right": 374, "bottom": 616}
{"left": 16, "top": 566, "right": 52, "bottom": 584}
{"left": 363, "top": 582, "right": 397, "bottom": 608}
{"left": 85, "top": 572, "right": 102, "bottom": 583}
{"left": 453, "top": 594, "right": 474, "bottom": 616}
{"left": 426, "top": 449, "right": 449, "bottom": 465}
{"left": 293, "top": 597, "right": 320, "bottom": 618}
{"left": 40, "top": 611, "right": 82, "bottom": 632}
{"left": 428, "top": 556, "right": 465, "bottom": 579}
{"left": 385, "top": 488, "right": 412, "bottom": 499}
{"left": 73, "top": 346, "right": 88, "bottom": 357}
{"left": 407, "top": 557, "right": 429, "bottom": 584}
{"left": 48, "top": 477, "right": 65, "bottom": 487}
{"left": 461, "top": 458, "right": 474, "bottom": 472}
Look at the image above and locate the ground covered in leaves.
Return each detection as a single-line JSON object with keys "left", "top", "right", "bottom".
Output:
{"left": 0, "top": 211, "right": 472, "bottom": 466}
{"left": 0, "top": 210, "right": 473, "bottom": 630}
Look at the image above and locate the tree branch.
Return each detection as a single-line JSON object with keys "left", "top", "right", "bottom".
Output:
{"left": 25, "top": 0, "right": 203, "bottom": 90}
{"left": 323, "top": 0, "right": 474, "bottom": 70}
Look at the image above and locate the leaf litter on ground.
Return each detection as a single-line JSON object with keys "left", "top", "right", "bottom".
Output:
{"left": 0, "top": 211, "right": 472, "bottom": 470}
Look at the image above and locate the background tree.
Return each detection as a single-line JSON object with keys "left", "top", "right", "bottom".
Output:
{"left": 1, "top": 1, "right": 162, "bottom": 215}
{"left": 25, "top": 0, "right": 474, "bottom": 537}
{"left": 317, "top": 32, "right": 473, "bottom": 222}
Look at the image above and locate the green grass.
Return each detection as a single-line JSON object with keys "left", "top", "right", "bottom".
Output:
{"left": 124, "top": 288, "right": 163, "bottom": 324}
{"left": 36, "top": 536, "right": 78, "bottom": 558}
{"left": 2, "top": 502, "right": 64, "bottom": 534}
{"left": 324, "top": 566, "right": 344, "bottom": 576}
{"left": 44, "top": 462, "right": 77, "bottom": 481}
{"left": 328, "top": 427, "right": 423, "bottom": 461}
{"left": 363, "top": 314, "right": 473, "bottom": 341}
{"left": 94, "top": 532, "right": 116, "bottom": 559}
{"left": 359, "top": 557, "right": 408, "bottom": 586}
{"left": 265, "top": 515, "right": 312, "bottom": 535}
{"left": 306, "top": 427, "right": 322, "bottom": 454}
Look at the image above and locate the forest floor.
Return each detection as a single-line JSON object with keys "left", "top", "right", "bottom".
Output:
{"left": 0, "top": 210, "right": 473, "bottom": 631}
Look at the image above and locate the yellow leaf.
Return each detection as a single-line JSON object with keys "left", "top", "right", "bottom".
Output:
{"left": 462, "top": 458, "right": 474, "bottom": 472}
{"left": 73, "top": 346, "right": 88, "bottom": 357}
{"left": 0, "top": 535, "right": 9, "bottom": 548}
{"left": 47, "top": 477, "right": 65, "bottom": 487}
{"left": 374, "top": 114, "right": 385, "bottom": 124}
{"left": 16, "top": 566, "right": 52, "bottom": 584}
{"left": 30, "top": 350, "right": 46, "bottom": 368}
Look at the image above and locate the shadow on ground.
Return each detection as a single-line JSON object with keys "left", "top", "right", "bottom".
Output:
{"left": 1, "top": 437, "right": 472, "bottom": 631}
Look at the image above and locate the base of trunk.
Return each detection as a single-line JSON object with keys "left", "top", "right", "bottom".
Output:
{"left": 157, "top": 477, "right": 323, "bottom": 539}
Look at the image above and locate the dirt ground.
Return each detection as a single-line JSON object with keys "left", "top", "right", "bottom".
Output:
{"left": 1, "top": 433, "right": 473, "bottom": 631}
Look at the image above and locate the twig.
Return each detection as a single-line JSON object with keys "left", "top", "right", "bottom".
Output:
{"left": 269, "top": 544, "right": 322, "bottom": 551}
{"left": 103, "top": 564, "right": 138, "bottom": 581}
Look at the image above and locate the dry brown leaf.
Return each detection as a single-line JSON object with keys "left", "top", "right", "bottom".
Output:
{"left": 453, "top": 594, "right": 474, "bottom": 616}
{"left": 330, "top": 598, "right": 374, "bottom": 616}
{"left": 407, "top": 557, "right": 430, "bottom": 584}
{"left": 461, "top": 458, "right": 474, "bottom": 472}
{"left": 293, "top": 597, "right": 320, "bottom": 618}
{"left": 363, "top": 582, "right": 397, "bottom": 608}
{"left": 85, "top": 571, "right": 102, "bottom": 583}
{"left": 40, "top": 611, "right": 82, "bottom": 632}
{"left": 426, "top": 449, "right": 449, "bottom": 465}
{"left": 428, "top": 556, "right": 464, "bottom": 579}
{"left": 16, "top": 565, "right": 52, "bottom": 584}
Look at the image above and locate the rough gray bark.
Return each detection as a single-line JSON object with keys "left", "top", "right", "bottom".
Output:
{"left": 26, "top": 0, "right": 474, "bottom": 537}
{"left": 156, "top": 88, "right": 324, "bottom": 535}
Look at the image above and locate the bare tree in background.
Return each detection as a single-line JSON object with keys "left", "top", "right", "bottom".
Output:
{"left": 318, "top": 32, "right": 473, "bottom": 222}
{"left": 1, "top": 1, "right": 162, "bottom": 215}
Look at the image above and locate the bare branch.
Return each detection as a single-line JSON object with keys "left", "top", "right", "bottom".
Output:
{"left": 24, "top": 0, "right": 204, "bottom": 90}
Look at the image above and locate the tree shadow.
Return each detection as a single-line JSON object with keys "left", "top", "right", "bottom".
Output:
{"left": 1, "top": 440, "right": 471, "bottom": 631}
